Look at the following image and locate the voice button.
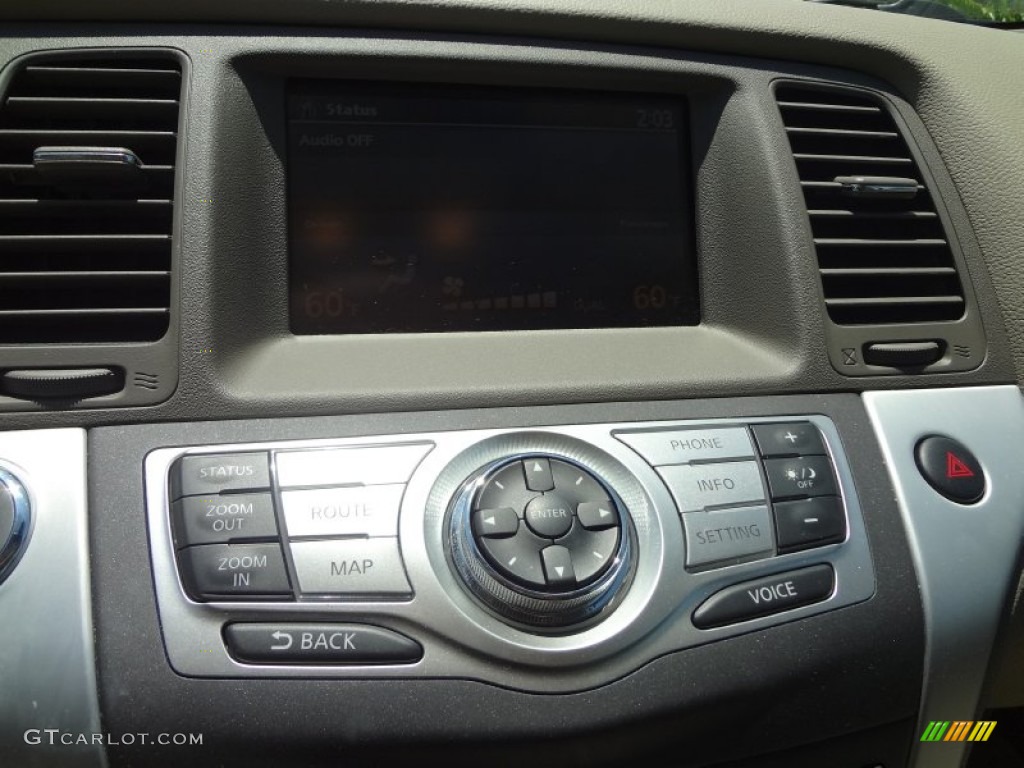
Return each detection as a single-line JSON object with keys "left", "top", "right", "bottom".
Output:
{"left": 692, "top": 565, "right": 835, "bottom": 629}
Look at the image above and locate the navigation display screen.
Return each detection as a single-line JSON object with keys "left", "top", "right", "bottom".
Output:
{"left": 287, "top": 81, "right": 699, "bottom": 334}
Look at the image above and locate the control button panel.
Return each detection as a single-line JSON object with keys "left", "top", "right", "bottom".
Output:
{"left": 224, "top": 623, "right": 422, "bottom": 664}
{"left": 168, "top": 442, "right": 432, "bottom": 603}
{"left": 692, "top": 565, "right": 835, "bottom": 629}
{"left": 616, "top": 420, "right": 848, "bottom": 571}
{"left": 147, "top": 413, "right": 873, "bottom": 683}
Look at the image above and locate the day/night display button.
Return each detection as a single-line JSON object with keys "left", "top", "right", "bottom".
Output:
{"left": 763, "top": 456, "right": 837, "bottom": 500}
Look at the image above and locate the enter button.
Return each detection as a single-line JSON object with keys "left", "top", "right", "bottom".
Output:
{"left": 692, "top": 565, "right": 835, "bottom": 629}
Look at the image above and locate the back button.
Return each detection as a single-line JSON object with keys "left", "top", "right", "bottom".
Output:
{"left": 224, "top": 623, "right": 422, "bottom": 664}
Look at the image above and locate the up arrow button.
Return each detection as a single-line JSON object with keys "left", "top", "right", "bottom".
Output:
{"left": 522, "top": 458, "right": 555, "bottom": 492}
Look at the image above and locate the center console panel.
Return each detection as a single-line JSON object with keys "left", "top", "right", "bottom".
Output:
{"left": 89, "top": 393, "right": 924, "bottom": 766}
{"left": 146, "top": 412, "right": 873, "bottom": 691}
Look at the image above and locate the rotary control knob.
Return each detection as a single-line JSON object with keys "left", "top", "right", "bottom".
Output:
{"left": 447, "top": 455, "right": 632, "bottom": 628}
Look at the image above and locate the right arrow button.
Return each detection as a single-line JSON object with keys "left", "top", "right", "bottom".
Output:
{"left": 577, "top": 500, "right": 619, "bottom": 530}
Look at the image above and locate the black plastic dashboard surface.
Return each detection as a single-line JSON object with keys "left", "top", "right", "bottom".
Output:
{"left": 90, "top": 393, "right": 922, "bottom": 767}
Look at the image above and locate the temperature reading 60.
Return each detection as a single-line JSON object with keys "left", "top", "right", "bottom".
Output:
{"left": 633, "top": 284, "right": 667, "bottom": 310}
{"left": 304, "top": 290, "right": 346, "bottom": 318}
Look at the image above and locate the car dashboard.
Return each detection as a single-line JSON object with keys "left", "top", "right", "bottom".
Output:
{"left": 0, "top": 1, "right": 1023, "bottom": 767}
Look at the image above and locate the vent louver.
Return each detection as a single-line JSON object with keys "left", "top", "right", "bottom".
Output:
{"left": 776, "top": 84, "right": 965, "bottom": 326}
{"left": 0, "top": 55, "right": 181, "bottom": 343}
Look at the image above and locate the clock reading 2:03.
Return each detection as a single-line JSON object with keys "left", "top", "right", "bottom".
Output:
{"left": 286, "top": 81, "right": 700, "bottom": 334}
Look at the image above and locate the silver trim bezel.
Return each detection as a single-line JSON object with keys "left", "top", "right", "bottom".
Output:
{"left": 144, "top": 415, "right": 874, "bottom": 692}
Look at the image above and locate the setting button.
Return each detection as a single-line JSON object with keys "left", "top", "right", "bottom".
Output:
{"left": 752, "top": 422, "right": 826, "bottom": 458}
{"left": 224, "top": 623, "right": 422, "bottom": 665}
{"left": 616, "top": 426, "right": 754, "bottom": 466}
{"left": 281, "top": 484, "right": 403, "bottom": 538}
{"left": 659, "top": 460, "right": 765, "bottom": 512}
{"left": 524, "top": 493, "right": 574, "bottom": 538}
{"left": 764, "top": 456, "right": 838, "bottom": 500}
{"left": 683, "top": 505, "right": 774, "bottom": 568}
{"left": 522, "top": 457, "right": 555, "bottom": 492}
{"left": 692, "top": 565, "right": 835, "bottom": 629}
{"left": 290, "top": 538, "right": 411, "bottom": 596}
{"left": 774, "top": 496, "right": 846, "bottom": 552}
{"left": 473, "top": 507, "right": 519, "bottom": 538}
{"left": 178, "top": 542, "right": 291, "bottom": 599}
{"left": 171, "top": 452, "right": 270, "bottom": 499}
{"left": 172, "top": 493, "right": 278, "bottom": 548}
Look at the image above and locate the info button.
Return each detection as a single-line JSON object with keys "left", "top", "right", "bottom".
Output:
{"left": 658, "top": 460, "right": 765, "bottom": 513}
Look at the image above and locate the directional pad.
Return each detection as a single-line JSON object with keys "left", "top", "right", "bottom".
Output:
{"left": 471, "top": 456, "right": 623, "bottom": 593}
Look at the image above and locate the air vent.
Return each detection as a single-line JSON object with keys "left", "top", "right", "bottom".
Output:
{"left": 0, "top": 55, "right": 181, "bottom": 343}
{"left": 776, "top": 84, "right": 965, "bottom": 326}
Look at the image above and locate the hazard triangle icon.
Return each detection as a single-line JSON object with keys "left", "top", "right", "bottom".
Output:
{"left": 946, "top": 452, "right": 974, "bottom": 479}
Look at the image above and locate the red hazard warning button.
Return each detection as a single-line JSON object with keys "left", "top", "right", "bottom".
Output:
{"left": 915, "top": 435, "right": 985, "bottom": 505}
